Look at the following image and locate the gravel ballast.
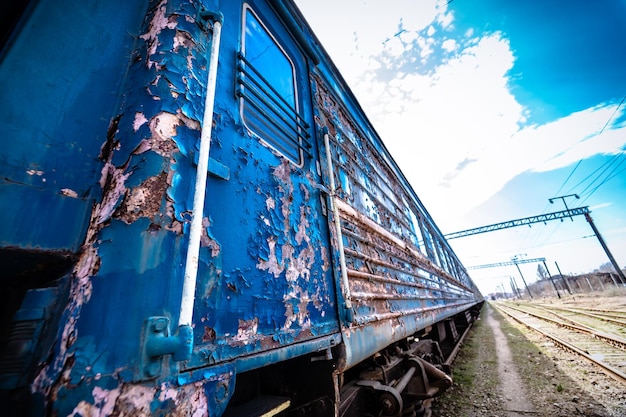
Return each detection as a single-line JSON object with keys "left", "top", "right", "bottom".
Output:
{"left": 432, "top": 291, "right": 626, "bottom": 417}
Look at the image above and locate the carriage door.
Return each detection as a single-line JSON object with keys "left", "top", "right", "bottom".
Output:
{"left": 188, "top": 1, "right": 339, "bottom": 367}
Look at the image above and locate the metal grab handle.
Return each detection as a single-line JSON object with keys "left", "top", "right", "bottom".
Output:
{"left": 179, "top": 16, "right": 223, "bottom": 329}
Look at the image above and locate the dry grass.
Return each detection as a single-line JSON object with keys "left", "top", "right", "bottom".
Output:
{"left": 432, "top": 301, "right": 622, "bottom": 416}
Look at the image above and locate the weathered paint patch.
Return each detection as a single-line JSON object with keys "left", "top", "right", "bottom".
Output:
{"left": 133, "top": 112, "right": 149, "bottom": 132}
{"left": 116, "top": 172, "right": 169, "bottom": 225}
{"left": 200, "top": 217, "right": 221, "bottom": 257}
{"left": 71, "top": 386, "right": 121, "bottom": 417}
{"left": 235, "top": 318, "right": 259, "bottom": 344}
{"left": 140, "top": 0, "right": 178, "bottom": 68}
{"left": 145, "top": 111, "right": 201, "bottom": 158}
{"left": 256, "top": 236, "right": 283, "bottom": 277}
{"left": 254, "top": 159, "right": 323, "bottom": 332}
{"left": 67, "top": 382, "right": 210, "bottom": 417}
{"left": 95, "top": 162, "right": 131, "bottom": 226}
{"left": 61, "top": 188, "right": 79, "bottom": 198}
{"left": 29, "top": 1, "right": 224, "bottom": 414}
{"left": 312, "top": 72, "right": 480, "bottom": 369}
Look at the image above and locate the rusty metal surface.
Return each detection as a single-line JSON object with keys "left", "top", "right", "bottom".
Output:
{"left": 312, "top": 73, "right": 480, "bottom": 368}
{"left": 0, "top": 0, "right": 482, "bottom": 415}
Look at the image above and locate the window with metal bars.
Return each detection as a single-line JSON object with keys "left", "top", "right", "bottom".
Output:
{"left": 237, "top": 7, "right": 311, "bottom": 165}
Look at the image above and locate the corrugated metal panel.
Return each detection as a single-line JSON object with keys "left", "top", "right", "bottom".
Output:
{"left": 313, "top": 74, "right": 479, "bottom": 367}
{"left": 336, "top": 199, "right": 475, "bottom": 325}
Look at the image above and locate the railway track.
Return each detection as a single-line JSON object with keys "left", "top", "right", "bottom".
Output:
{"left": 533, "top": 304, "right": 626, "bottom": 339}
{"left": 493, "top": 301, "right": 626, "bottom": 387}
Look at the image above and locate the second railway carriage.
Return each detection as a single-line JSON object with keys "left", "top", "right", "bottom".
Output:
{"left": 0, "top": 0, "right": 483, "bottom": 416}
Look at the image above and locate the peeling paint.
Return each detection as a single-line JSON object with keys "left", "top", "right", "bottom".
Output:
{"left": 140, "top": 0, "right": 178, "bottom": 68}
{"left": 173, "top": 30, "right": 195, "bottom": 52}
{"left": 95, "top": 162, "right": 131, "bottom": 225}
{"left": 294, "top": 205, "right": 309, "bottom": 245}
{"left": 71, "top": 386, "right": 121, "bottom": 417}
{"left": 65, "top": 382, "right": 210, "bottom": 417}
{"left": 200, "top": 217, "right": 221, "bottom": 257}
{"left": 313, "top": 73, "right": 480, "bottom": 369}
{"left": 235, "top": 318, "right": 259, "bottom": 344}
{"left": 252, "top": 158, "right": 326, "bottom": 333}
{"left": 26, "top": 1, "right": 219, "bottom": 413}
{"left": 61, "top": 188, "right": 79, "bottom": 198}
{"left": 146, "top": 111, "right": 200, "bottom": 158}
{"left": 133, "top": 112, "right": 148, "bottom": 132}
{"left": 256, "top": 236, "right": 283, "bottom": 278}
{"left": 116, "top": 172, "right": 169, "bottom": 224}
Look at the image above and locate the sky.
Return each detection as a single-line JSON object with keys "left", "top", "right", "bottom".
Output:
{"left": 294, "top": 0, "right": 626, "bottom": 294}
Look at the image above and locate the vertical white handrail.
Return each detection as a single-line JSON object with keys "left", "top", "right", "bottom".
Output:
{"left": 324, "top": 133, "right": 353, "bottom": 314}
{"left": 179, "top": 19, "right": 223, "bottom": 328}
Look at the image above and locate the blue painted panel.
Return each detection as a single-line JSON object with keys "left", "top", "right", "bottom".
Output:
{"left": 342, "top": 302, "right": 477, "bottom": 368}
{"left": 12, "top": 1, "right": 217, "bottom": 414}
{"left": 13, "top": 1, "right": 339, "bottom": 415}
{"left": 0, "top": 184, "right": 91, "bottom": 250}
{"left": 0, "top": 0, "right": 149, "bottom": 251}
{"left": 0, "top": 1, "right": 482, "bottom": 416}
{"left": 185, "top": 0, "right": 339, "bottom": 371}
{"left": 72, "top": 219, "right": 185, "bottom": 378}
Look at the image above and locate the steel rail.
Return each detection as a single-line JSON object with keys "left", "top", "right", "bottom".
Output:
{"left": 557, "top": 307, "right": 626, "bottom": 320}
{"left": 504, "top": 304, "right": 626, "bottom": 350}
{"left": 555, "top": 306, "right": 626, "bottom": 316}
{"left": 535, "top": 304, "right": 626, "bottom": 327}
{"left": 494, "top": 304, "right": 626, "bottom": 387}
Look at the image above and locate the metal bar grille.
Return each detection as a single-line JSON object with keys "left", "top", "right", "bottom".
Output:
{"left": 237, "top": 52, "right": 311, "bottom": 159}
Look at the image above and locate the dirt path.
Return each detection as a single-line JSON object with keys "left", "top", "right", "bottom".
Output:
{"left": 433, "top": 297, "right": 624, "bottom": 417}
{"left": 484, "top": 305, "right": 536, "bottom": 416}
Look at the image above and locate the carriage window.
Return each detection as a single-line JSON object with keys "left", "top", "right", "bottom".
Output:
{"left": 238, "top": 7, "right": 311, "bottom": 165}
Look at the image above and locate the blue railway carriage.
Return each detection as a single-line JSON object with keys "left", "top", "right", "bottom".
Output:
{"left": 0, "top": 0, "right": 483, "bottom": 416}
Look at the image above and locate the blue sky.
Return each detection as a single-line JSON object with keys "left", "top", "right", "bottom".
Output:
{"left": 295, "top": 0, "right": 626, "bottom": 294}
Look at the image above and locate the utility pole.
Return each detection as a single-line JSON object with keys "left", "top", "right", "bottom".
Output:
{"left": 548, "top": 194, "right": 579, "bottom": 221}
{"left": 514, "top": 276, "right": 522, "bottom": 298}
{"left": 550, "top": 195, "right": 626, "bottom": 286}
{"left": 584, "top": 212, "right": 626, "bottom": 286}
{"left": 498, "top": 283, "right": 506, "bottom": 299}
{"left": 512, "top": 256, "right": 533, "bottom": 299}
{"left": 542, "top": 260, "right": 561, "bottom": 298}
{"left": 509, "top": 277, "right": 522, "bottom": 299}
{"left": 554, "top": 261, "right": 573, "bottom": 294}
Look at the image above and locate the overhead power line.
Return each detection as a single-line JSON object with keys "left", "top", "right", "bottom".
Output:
{"left": 444, "top": 207, "right": 590, "bottom": 240}
{"left": 445, "top": 199, "right": 625, "bottom": 285}
{"left": 578, "top": 151, "right": 626, "bottom": 205}
{"left": 554, "top": 94, "right": 625, "bottom": 200}
{"left": 467, "top": 257, "right": 545, "bottom": 270}
{"left": 468, "top": 257, "right": 568, "bottom": 299}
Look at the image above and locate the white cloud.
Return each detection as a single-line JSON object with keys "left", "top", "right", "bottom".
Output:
{"left": 513, "top": 106, "right": 626, "bottom": 173}
{"left": 436, "top": 8, "right": 455, "bottom": 29}
{"left": 296, "top": 0, "right": 626, "bottom": 228}
{"left": 354, "top": 32, "right": 523, "bottom": 215}
{"left": 441, "top": 38, "right": 457, "bottom": 52}
{"left": 296, "top": 0, "right": 443, "bottom": 83}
